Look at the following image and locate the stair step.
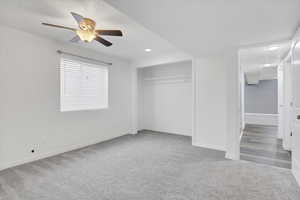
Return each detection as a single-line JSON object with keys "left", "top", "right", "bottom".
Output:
{"left": 240, "top": 153, "right": 291, "bottom": 169}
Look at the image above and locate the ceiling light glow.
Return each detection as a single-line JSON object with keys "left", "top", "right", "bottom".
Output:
{"left": 145, "top": 48, "right": 152, "bottom": 52}
{"left": 264, "top": 64, "right": 273, "bottom": 67}
{"left": 268, "top": 46, "right": 280, "bottom": 51}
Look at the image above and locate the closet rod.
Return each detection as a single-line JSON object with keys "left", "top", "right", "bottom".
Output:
{"left": 57, "top": 50, "right": 112, "bottom": 66}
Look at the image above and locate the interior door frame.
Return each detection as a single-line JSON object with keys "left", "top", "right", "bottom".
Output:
{"left": 291, "top": 39, "right": 300, "bottom": 185}
{"left": 278, "top": 65, "right": 284, "bottom": 139}
{"left": 282, "top": 62, "right": 293, "bottom": 150}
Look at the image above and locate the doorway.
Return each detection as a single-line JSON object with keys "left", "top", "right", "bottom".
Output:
{"left": 238, "top": 42, "right": 292, "bottom": 169}
{"left": 291, "top": 39, "right": 300, "bottom": 184}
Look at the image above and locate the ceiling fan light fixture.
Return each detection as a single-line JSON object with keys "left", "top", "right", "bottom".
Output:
{"left": 76, "top": 29, "right": 96, "bottom": 42}
{"left": 79, "top": 18, "right": 96, "bottom": 31}
{"left": 42, "top": 12, "right": 123, "bottom": 46}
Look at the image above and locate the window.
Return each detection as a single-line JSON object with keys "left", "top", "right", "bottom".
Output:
{"left": 60, "top": 56, "right": 108, "bottom": 112}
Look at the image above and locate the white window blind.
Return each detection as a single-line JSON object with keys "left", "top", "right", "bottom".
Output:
{"left": 60, "top": 56, "right": 108, "bottom": 112}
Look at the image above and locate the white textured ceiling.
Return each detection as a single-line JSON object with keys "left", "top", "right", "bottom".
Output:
{"left": 1, "top": 0, "right": 299, "bottom": 66}
{"left": 0, "top": 0, "right": 190, "bottom": 66}
{"left": 239, "top": 42, "right": 291, "bottom": 84}
{"left": 104, "top": 0, "right": 300, "bottom": 57}
{"left": 240, "top": 41, "right": 291, "bottom": 71}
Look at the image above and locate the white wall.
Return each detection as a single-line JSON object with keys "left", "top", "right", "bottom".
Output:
{"left": 130, "top": 67, "right": 138, "bottom": 134}
{"left": 260, "top": 67, "right": 278, "bottom": 80}
{"left": 244, "top": 113, "right": 278, "bottom": 126}
{"left": 225, "top": 52, "right": 241, "bottom": 160}
{"left": 138, "top": 61, "right": 192, "bottom": 136}
{"left": 192, "top": 58, "right": 228, "bottom": 151}
{"left": 241, "top": 72, "right": 245, "bottom": 130}
{"left": 278, "top": 65, "right": 284, "bottom": 138}
{"left": 244, "top": 66, "right": 277, "bottom": 85}
{"left": 0, "top": 25, "right": 134, "bottom": 170}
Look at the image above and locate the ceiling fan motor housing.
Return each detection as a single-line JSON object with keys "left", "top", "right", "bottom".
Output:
{"left": 80, "top": 18, "right": 96, "bottom": 31}
{"left": 77, "top": 18, "right": 97, "bottom": 42}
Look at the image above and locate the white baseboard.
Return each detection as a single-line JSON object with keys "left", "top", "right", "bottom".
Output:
{"left": 292, "top": 158, "right": 300, "bottom": 187}
{"left": 245, "top": 113, "right": 278, "bottom": 126}
{"left": 141, "top": 129, "right": 192, "bottom": 137}
{"left": 0, "top": 133, "right": 126, "bottom": 171}
{"left": 192, "top": 141, "right": 226, "bottom": 152}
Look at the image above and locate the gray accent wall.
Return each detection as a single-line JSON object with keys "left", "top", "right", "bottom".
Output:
{"left": 245, "top": 80, "right": 278, "bottom": 114}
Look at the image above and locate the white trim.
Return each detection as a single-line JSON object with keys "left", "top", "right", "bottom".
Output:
{"left": 245, "top": 113, "right": 278, "bottom": 126}
{"left": 292, "top": 158, "right": 300, "bottom": 187}
{"left": 227, "top": 52, "right": 241, "bottom": 161}
{"left": 142, "top": 129, "right": 192, "bottom": 137}
{"left": 224, "top": 52, "right": 241, "bottom": 161}
{"left": 240, "top": 130, "right": 244, "bottom": 141}
{"left": 192, "top": 142, "right": 226, "bottom": 152}
{"left": 225, "top": 129, "right": 241, "bottom": 160}
{"left": 130, "top": 66, "right": 138, "bottom": 134}
{"left": 192, "top": 58, "right": 197, "bottom": 145}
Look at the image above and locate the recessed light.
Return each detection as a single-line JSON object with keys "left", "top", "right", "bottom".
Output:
{"left": 268, "top": 46, "right": 280, "bottom": 51}
{"left": 264, "top": 64, "right": 274, "bottom": 67}
{"left": 145, "top": 48, "right": 152, "bottom": 52}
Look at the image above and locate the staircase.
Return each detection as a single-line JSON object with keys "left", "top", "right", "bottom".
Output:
{"left": 240, "top": 124, "right": 291, "bottom": 169}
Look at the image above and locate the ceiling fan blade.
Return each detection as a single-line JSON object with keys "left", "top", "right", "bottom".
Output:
{"left": 70, "top": 35, "right": 81, "bottom": 43}
{"left": 94, "top": 36, "right": 112, "bottom": 47}
{"left": 71, "top": 12, "right": 84, "bottom": 24}
{"left": 42, "top": 23, "right": 76, "bottom": 31}
{"left": 96, "top": 30, "right": 123, "bottom": 36}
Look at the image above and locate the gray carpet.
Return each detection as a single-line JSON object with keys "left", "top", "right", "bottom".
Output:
{"left": 0, "top": 131, "right": 300, "bottom": 200}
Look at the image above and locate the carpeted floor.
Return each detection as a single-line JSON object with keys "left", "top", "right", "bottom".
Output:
{"left": 0, "top": 131, "right": 300, "bottom": 200}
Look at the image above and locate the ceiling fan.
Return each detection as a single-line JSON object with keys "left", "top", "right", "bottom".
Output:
{"left": 42, "top": 12, "right": 123, "bottom": 47}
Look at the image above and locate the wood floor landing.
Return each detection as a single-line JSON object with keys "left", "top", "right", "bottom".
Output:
{"left": 240, "top": 124, "right": 291, "bottom": 169}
